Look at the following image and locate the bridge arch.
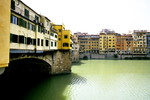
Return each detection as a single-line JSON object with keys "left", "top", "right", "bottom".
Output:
{"left": 3, "top": 58, "right": 52, "bottom": 77}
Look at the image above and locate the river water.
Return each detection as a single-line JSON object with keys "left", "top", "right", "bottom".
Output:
{"left": 1, "top": 60, "right": 150, "bottom": 100}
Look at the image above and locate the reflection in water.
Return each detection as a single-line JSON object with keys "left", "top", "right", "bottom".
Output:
{"left": 23, "top": 73, "right": 87, "bottom": 100}
{"left": 1, "top": 60, "right": 150, "bottom": 100}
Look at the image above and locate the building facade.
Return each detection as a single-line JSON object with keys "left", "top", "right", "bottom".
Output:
{"left": 132, "top": 30, "right": 148, "bottom": 54}
{"left": 53, "top": 24, "right": 72, "bottom": 50}
{"left": 74, "top": 32, "right": 90, "bottom": 53}
{"left": 72, "top": 34, "right": 80, "bottom": 62}
{"left": 99, "top": 33, "right": 117, "bottom": 53}
{"left": 90, "top": 35, "right": 99, "bottom": 54}
{"left": 9, "top": 0, "right": 72, "bottom": 54}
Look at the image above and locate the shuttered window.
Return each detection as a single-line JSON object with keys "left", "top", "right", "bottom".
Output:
{"left": 10, "top": 33, "right": 18, "bottom": 43}
{"left": 46, "top": 40, "right": 49, "bottom": 46}
{"left": 11, "top": 0, "right": 15, "bottom": 10}
{"left": 19, "top": 35, "right": 25, "bottom": 44}
{"left": 38, "top": 38, "right": 40, "bottom": 46}
{"left": 24, "top": 9, "right": 29, "bottom": 18}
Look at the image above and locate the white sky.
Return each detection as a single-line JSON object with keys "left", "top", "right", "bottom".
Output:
{"left": 22, "top": 0, "right": 150, "bottom": 34}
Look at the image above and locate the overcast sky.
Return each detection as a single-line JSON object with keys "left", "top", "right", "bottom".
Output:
{"left": 22, "top": 0, "right": 150, "bottom": 34}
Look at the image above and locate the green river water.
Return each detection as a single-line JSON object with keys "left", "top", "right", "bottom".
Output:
{"left": 1, "top": 60, "right": 150, "bottom": 100}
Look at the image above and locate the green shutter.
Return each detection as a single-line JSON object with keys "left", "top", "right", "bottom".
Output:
{"left": 10, "top": 14, "right": 13, "bottom": 23}
{"left": 20, "top": 18, "right": 23, "bottom": 26}
{"left": 10, "top": 33, "right": 13, "bottom": 43}
{"left": 28, "top": 22, "right": 30, "bottom": 29}
{"left": 17, "top": 18, "right": 20, "bottom": 25}
{"left": 34, "top": 25, "right": 36, "bottom": 32}
{"left": 22, "top": 20, "right": 24, "bottom": 27}
{"left": 24, "top": 21, "right": 27, "bottom": 28}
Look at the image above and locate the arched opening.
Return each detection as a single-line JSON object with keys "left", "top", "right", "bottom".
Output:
{"left": 3, "top": 58, "right": 51, "bottom": 78}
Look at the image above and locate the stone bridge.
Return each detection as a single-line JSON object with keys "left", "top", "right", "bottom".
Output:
{"left": 2, "top": 50, "right": 72, "bottom": 77}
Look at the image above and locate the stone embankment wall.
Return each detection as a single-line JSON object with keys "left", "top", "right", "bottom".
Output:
{"left": 80, "top": 53, "right": 150, "bottom": 60}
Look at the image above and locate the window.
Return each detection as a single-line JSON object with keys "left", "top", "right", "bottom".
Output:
{"left": 38, "top": 38, "right": 40, "bottom": 46}
{"left": 29, "top": 23, "right": 32, "bottom": 30}
{"left": 38, "top": 25, "right": 41, "bottom": 33}
{"left": 51, "top": 42, "right": 53, "bottom": 47}
{"left": 11, "top": 0, "right": 15, "bottom": 10}
{"left": 27, "top": 37, "right": 32, "bottom": 45}
{"left": 41, "top": 39, "right": 43, "bottom": 46}
{"left": 10, "top": 33, "right": 18, "bottom": 43}
{"left": 35, "top": 15, "right": 39, "bottom": 23}
{"left": 51, "top": 33, "right": 54, "bottom": 36}
{"left": 59, "top": 38, "right": 61, "bottom": 40}
{"left": 59, "top": 29, "right": 61, "bottom": 32}
{"left": 33, "top": 39, "right": 36, "bottom": 45}
{"left": 24, "top": 37, "right": 27, "bottom": 44}
{"left": 63, "top": 43, "right": 69, "bottom": 47}
{"left": 46, "top": 40, "right": 49, "bottom": 46}
{"left": 70, "top": 44, "right": 72, "bottom": 47}
{"left": 32, "top": 25, "right": 36, "bottom": 31}
{"left": 55, "top": 35, "right": 57, "bottom": 38}
{"left": 25, "top": 9, "right": 29, "bottom": 18}
{"left": 11, "top": 15, "right": 18, "bottom": 25}
{"left": 20, "top": 19, "right": 27, "bottom": 28}
{"left": 64, "top": 35, "right": 68, "bottom": 39}
{"left": 19, "top": 35, "right": 25, "bottom": 44}
{"left": 41, "top": 28, "right": 44, "bottom": 33}
{"left": 55, "top": 42, "right": 57, "bottom": 47}
{"left": 24, "top": 20, "right": 27, "bottom": 28}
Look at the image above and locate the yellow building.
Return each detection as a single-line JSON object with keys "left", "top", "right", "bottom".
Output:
{"left": 90, "top": 35, "right": 99, "bottom": 53}
{"left": 132, "top": 30, "right": 147, "bottom": 54}
{"left": 0, "top": 0, "right": 11, "bottom": 68}
{"left": 99, "top": 33, "right": 107, "bottom": 53}
{"left": 78, "top": 34, "right": 91, "bottom": 53}
{"left": 62, "top": 30, "right": 72, "bottom": 49}
{"left": 74, "top": 33, "right": 99, "bottom": 53}
{"left": 99, "top": 33, "right": 116, "bottom": 53}
{"left": 107, "top": 33, "right": 116, "bottom": 51}
{"left": 53, "top": 24, "right": 72, "bottom": 50}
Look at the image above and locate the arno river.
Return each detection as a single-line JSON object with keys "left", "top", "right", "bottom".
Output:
{"left": 1, "top": 60, "right": 150, "bottom": 100}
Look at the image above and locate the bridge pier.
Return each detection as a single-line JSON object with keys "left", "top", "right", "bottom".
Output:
{"left": 51, "top": 50, "right": 72, "bottom": 74}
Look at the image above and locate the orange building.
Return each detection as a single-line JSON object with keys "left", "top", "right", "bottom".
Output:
{"left": 116, "top": 34, "right": 133, "bottom": 54}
